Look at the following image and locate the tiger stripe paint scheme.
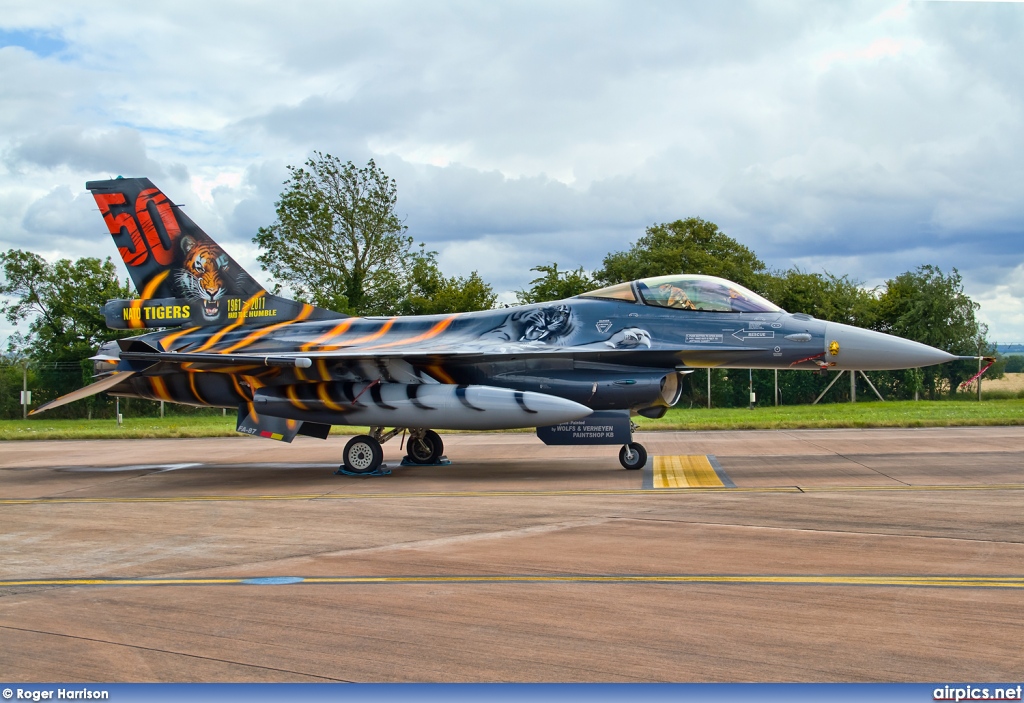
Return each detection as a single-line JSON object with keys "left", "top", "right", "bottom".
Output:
{"left": 33, "top": 177, "right": 966, "bottom": 474}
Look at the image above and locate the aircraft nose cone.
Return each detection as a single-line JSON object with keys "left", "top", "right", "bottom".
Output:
{"left": 823, "top": 322, "right": 957, "bottom": 370}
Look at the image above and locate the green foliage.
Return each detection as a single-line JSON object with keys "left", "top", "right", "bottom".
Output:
{"left": 516, "top": 263, "right": 596, "bottom": 304}
{"left": 635, "top": 398, "right": 1024, "bottom": 430}
{"left": 1005, "top": 356, "right": 1024, "bottom": 373}
{"left": 254, "top": 153, "right": 412, "bottom": 315}
{"left": 0, "top": 251, "right": 136, "bottom": 418}
{"left": 400, "top": 247, "right": 496, "bottom": 315}
{"left": 761, "top": 269, "right": 876, "bottom": 327}
{"left": 0, "top": 251, "right": 133, "bottom": 363}
{"left": 596, "top": 218, "right": 767, "bottom": 290}
{"left": 255, "top": 153, "right": 494, "bottom": 317}
{"left": 0, "top": 362, "right": 29, "bottom": 419}
{"left": 874, "top": 265, "right": 989, "bottom": 398}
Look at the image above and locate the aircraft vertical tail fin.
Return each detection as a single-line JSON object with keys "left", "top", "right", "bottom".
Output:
{"left": 87, "top": 177, "right": 345, "bottom": 329}
{"left": 88, "top": 177, "right": 263, "bottom": 313}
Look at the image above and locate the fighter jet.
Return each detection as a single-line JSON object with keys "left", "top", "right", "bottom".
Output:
{"left": 33, "top": 177, "right": 971, "bottom": 474}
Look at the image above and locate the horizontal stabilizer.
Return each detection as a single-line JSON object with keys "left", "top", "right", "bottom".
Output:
{"left": 117, "top": 338, "right": 160, "bottom": 353}
{"left": 29, "top": 371, "right": 136, "bottom": 416}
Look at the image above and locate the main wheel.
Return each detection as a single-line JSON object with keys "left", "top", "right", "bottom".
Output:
{"left": 343, "top": 435, "right": 384, "bottom": 474}
{"left": 407, "top": 429, "right": 444, "bottom": 465}
{"left": 619, "top": 442, "right": 648, "bottom": 470}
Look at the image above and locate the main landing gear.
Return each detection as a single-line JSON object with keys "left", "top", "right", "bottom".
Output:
{"left": 406, "top": 429, "right": 444, "bottom": 465}
{"left": 340, "top": 427, "right": 445, "bottom": 475}
{"left": 342, "top": 435, "right": 384, "bottom": 475}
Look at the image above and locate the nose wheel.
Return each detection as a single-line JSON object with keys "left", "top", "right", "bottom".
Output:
{"left": 619, "top": 442, "right": 647, "bottom": 470}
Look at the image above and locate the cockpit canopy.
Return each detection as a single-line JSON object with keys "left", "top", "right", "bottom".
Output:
{"left": 578, "top": 274, "right": 782, "bottom": 313}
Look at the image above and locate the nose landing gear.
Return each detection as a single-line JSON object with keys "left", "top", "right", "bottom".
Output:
{"left": 619, "top": 418, "right": 647, "bottom": 470}
{"left": 619, "top": 442, "right": 648, "bottom": 470}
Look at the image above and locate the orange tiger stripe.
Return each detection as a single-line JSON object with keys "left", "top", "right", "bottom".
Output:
{"left": 187, "top": 372, "right": 207, "bottom": 405}
{"left": 315, "top": 359, "right": 330, "bottom": 381}
{"left": 127, "top": 271, "right": 172, "bottom": 329}
{"left": 316, "top": 383, "right": 345, "bottom": 411}
{"left": 230, "top": 374, "right": 249, "bottom": 401}
{"left": 195, "top": 292, "right": 266, "bottom": 352}
{"left": 160, "top": 326, "right": 201, "bottom": 351}
{"left": 300, "top": 318, "right": 355, "bottom": 352}
{"left": 219, "top": 303, "right": 315, "bottom": 354}
{"left": 364, "top": 315, "right": 457, "bottom": 350}
{"left": 150, "top": 377, "right": 172, "bottom": 402}
{"left": 425, "top": 364, "right": 455, "bottom": 384}
{"left": 321, "top": 318, "right": 396, "bottom": 351}
{"left": 243, "top": 375, "right": 265, "bottom": 392}
{"left": 141, "top": 270, "right": 170, "bottom": 299}
{"left": 285, "top": 384, "right": 309, "bottom": 411}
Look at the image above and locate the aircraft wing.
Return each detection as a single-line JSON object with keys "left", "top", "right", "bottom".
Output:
{"left": 119, "top": 344, "right": 760, "bottom": 369}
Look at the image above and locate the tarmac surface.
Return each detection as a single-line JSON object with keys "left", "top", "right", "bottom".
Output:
{"left": 1, "top": 426, "right": 1022, "bottom": 682}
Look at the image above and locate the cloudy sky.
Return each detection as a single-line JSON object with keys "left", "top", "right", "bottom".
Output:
{"left": 2, "top": 0, "right": 1022, "bottom": 343}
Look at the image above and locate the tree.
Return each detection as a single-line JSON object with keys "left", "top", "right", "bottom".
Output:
{"left": 0, "top": 250, "right": 134, "bottom": 362}
{"left": 254, "top": 153, "right": 412, "bottom": 315}
{"left": 596, "top": 218, "right": 767, "bottom": 290}
{"left": 761, "top": 268, "right": 876, "bottom": 327}
{"left": 1005, "top": 356, "right": 1024, "bottom": 374}
{"left": 399, "top": 248, "right": 497, "bottom": 315}
{"left": 874, "top": 265, "right": 990, "bottom": 398}
{"left": 516, "top": 263, "right": 596, "bottom": 304}
{"left": 1, "top": 251, "right": 136, "bottom": 417}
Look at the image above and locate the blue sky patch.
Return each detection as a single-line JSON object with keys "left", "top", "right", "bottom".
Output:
{"left": 0, "top": 29, "right": 67, "bottom": 57}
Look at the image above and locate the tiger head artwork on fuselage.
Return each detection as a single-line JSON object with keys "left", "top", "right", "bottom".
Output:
{"left": 176, "top": 235, "right": 235, "bottom": 321}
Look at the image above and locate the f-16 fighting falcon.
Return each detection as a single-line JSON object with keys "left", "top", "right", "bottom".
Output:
{"left": 33, "top": 177, "right": 974, "bottom": 475}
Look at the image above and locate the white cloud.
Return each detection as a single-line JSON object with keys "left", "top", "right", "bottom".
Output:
{"left": 0, "top": 0, "right": 1021, "bottom": 342}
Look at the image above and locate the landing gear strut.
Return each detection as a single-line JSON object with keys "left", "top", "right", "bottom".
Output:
{"left": 619, "top": 442, "right": 647, "bottom": 470}
{"left": 619, "top": 419, "right": 647, "bottom": 470}
{"left": 339, "top": 426, "right": 445, "bottom": 475}
{"left": 406, "top": 429, "right": 444, "bottom": 465}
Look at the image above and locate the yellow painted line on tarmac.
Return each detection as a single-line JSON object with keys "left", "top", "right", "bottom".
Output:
{"left": 797, "top": 484, "right": 1024, "bottom": 493}
{"left": 2, "top": 483, "right": 1024, "bottom": 506}
{"left": 654, "top": 455, "right": 724, "bottom": 488}
{"left": 1, "top": 575, "right": 1023, "bottom": 589}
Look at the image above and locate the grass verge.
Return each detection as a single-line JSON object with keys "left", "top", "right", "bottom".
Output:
{"left": 637, "top": 398, "right": 1024, "bottom": 431}
{"left": 1, "top": 398, "right": 1021, "bottom": 440}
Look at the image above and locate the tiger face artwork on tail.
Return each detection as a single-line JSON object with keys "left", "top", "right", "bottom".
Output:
{"left": 176, "top": 235, "right": 235, "bottom": 321}
{"left": 87, "top": 177, "right": 266, "bottom": 325}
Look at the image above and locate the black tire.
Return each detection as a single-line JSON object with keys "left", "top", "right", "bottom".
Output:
{"left": 619, "top": 442, "right": 647, "bottom": 470}
{"left": 407, "top": 429, "right": 443, "bottom": 465}
{"left": 343, "top": 435, "right": 384, "bottom": 474}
